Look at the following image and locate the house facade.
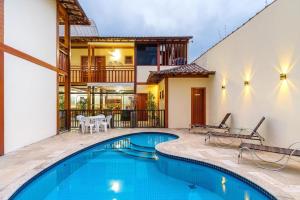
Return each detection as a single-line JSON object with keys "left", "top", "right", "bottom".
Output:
{"left": 2, "top": 0, "right": 297, "bottom": 155}
{"left": 194, "top": 0, "right": 300, "bottom": 147}
{"left": 1, "top": 0, "right": 209, "bottom": 155}
{"left": 59, "top": 35, "right": 195, "bottom": 130}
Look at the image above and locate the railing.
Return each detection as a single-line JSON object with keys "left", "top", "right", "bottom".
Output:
{"left": 58, "top": 49, "right": 68, "bottom": 71}
{"left": 59, "top": 66, "right": 135, "bottom": 84}
{"left": 60, "top": 109, "right": 165, "bottom": 129}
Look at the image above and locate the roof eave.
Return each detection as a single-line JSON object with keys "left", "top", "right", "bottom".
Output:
{"left": 147, "top": 71, "right": 215, "bottom": 84}
{"left": 59, "top": 0, "right": 90, "bottom": 25}
{"left": 70, "top": 36, "right": 193, "bottom": 43}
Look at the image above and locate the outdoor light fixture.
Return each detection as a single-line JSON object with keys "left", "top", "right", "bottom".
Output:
{"left": 244, "top": 81, "right": 249, "bottom": 86}
{"left": 110, "top": 49, "right": 121, "bottom": 61}
{"left": 280, "top": 73, "right": 287, "bottom": 80}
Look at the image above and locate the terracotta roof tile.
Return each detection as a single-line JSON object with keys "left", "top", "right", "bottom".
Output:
{"left": 59, "top": 0, "right": 90, "bottom": 25}
{"left": 147, "top": 63, "right": 215, "bottom": 83}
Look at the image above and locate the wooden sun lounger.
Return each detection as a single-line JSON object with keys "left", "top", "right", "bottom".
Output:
{"left": 205, "top": 117, "right": 266, "bottom": 144}
{"left": 190, "top": 113, "right": 231, "bottom": 130}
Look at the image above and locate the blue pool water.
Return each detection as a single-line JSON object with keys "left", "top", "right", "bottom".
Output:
{"left": 11, "top": 132, "right": 274, "bottom": 200}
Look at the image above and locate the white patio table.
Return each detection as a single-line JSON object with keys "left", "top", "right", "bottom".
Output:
{"left": 88, "top": 115, "right": 105, "bottom": 133}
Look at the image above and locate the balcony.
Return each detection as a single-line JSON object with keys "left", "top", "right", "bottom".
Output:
{"left": 59, "top": 66, "right": 135, "bottom": 84}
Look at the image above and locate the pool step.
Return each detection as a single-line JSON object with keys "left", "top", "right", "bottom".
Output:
{"left": 129, "top": 144, "right": 155, "bottom": 153}
{"left": 130, "top": 141, "right": 154, "bottom": 150}
{"left": 117, "top": 148, "right": 156, "bottom": 160}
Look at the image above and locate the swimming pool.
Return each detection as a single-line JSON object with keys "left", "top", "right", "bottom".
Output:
{"left": 10, "top": 132, "right": 275, "bottom": 200}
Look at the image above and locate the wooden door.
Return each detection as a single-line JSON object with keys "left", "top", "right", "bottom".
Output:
{"left": 81, "top": 56, "right": 88, "bottom": 82}
{"left": 94, "top": 56, "right": 106, "bottom": 82}
{"left": 136, "top": 94, "right": 148, "bottom": 121}
{"left": 191, "top": 88, "right": 206, "bottom": 125}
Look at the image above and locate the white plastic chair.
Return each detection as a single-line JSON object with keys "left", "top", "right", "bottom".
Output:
{"left": 76, "top": 115, "right": 85, "bottom": 133}
{"left": 94, "top": 118, "right": 103, "bottom": 133}
{"left": 99, "top": 118, "right": 108, "bottom": 132}
{"left": 105, "top": 115, "right": 112, "bottom": 129}
{"left": 84, "top": 117, "right": 95, "bottom": 134}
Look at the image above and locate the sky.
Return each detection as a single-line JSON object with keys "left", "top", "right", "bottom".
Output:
{"left": 79, "top": 0, "right": 274, "bottom": 62}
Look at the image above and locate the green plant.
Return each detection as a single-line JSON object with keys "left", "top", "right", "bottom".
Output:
{"left": 59, "top": 95, "right": 64, "bottom": 110}
{"left": 146, "top": 92, "right": 158, "bottom": 122}
{"left": 77, "top": 97, "right": 87, "bottom": 110}
{"left": 146, "top": 92, "right": 157, "bottom": 110}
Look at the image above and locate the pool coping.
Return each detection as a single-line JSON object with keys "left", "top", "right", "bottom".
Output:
{"left": 3, "top": 129, "right": 294, "bottom": 200}
{"left": 156, "top": 150, "right": 276, "bottom": 200}
{"left": 7, "top": 131, "right": 178, "bottom": 199}
{"left": 155, "top": 132, "right": 295, "bottom": 200}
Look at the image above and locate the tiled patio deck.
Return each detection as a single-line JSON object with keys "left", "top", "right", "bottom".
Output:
{"left": 0, "top": 128, "right": 299, "bottom": 200}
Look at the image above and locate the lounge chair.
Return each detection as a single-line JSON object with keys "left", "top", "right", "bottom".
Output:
{"left": 190, "top": 113, "right": 231, "bottom": 131}
{"left": 205, "top": 117, "right": 266, "bottom": 144}
{"left": 238, "top": 142, "right": 300, "bottom": 171}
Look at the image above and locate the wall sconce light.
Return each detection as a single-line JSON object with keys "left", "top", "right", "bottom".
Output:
{"left": 244, "top": 81, "right": 249, "bottom": 86}
{"left": 221, "top": 85, "right": 226, "bottom": 89}
{"left": 280, "top": 73, "right": 287, "bottom": 80}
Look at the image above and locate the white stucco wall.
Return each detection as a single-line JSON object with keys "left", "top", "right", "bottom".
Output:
{"left": 168, "top": 78, "right": 211, "bottom": 128}
{"left": 137, "top": 65, "right": 157, "bottom": 83}
{"left": 195, "top": 0, "right": 300, "bottom": 147}
{"left": 4, "top": 0, "right": 57, "bottom": 153}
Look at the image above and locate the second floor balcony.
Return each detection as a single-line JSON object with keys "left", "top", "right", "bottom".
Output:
{"left": 59, "top": 66, "right": 135, "bottom": 84}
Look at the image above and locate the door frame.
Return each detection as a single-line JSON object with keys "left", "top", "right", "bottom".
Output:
{"left": 191, "top": 87, "right": 206, "bottom": 125}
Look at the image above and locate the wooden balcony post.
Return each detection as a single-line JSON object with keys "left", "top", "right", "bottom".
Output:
{"left": 91, "top": 86, "right": 95, "bottom": 110}
{"left": 100, "top": 88, "right": 103, "bottom": 110}
{"left": 57, "top": 3, "right": 71, "bottom": 131}
{"left": 157, "top": 42, "right": 160, "bottom": 71}
{"left": 134, "top": 44, "right": 137, "bottom": 93}
{"left": 165, "top": 78, "right": 168, "bottom": 128}
{"left": 88, "top": 44, "right": 91, "bottom": 82}
{"left": 87, "top": 86, "right": 91, "bottom": 110}
{"left": 64, "top": 15, "right": 71, "bottom": 130}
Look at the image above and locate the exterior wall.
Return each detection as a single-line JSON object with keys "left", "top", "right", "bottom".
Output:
{"left": 168, "top": 78, "right": 210, "bottom": 128}
{"left": 71, "top": 48, "right": 134, "bottom": 67}
{"left": 136, "top": 84, "right": 159, "bottom": 104}
{"left": 4, "top": 0, "right": 57, "bottom": 153}
{"left": 195, "top": 0, "right": 300, "bottom": 147}
{"left": 71, "top": 49, "right": 88, "bottom": 66}
{"left": 137, "top": 65, "right": 177, "bottom": 83}
{"left": 136, "top": 65, "right": 157, "bottom": 83}
{"left": 158, "top": 79, "right": 165, "bottom": 110}
{"left": 160, "top": 65, "right": 178, "bottom": 71}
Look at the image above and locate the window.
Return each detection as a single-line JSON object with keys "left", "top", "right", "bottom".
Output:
{"left": 125, "top": 56, "right": 133, "bottom": 64}
{"left": 136, "top": 44, "right": 157, "bottom": 65}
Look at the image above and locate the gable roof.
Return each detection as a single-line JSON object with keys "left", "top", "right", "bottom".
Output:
{"left": 59, "top": 0, "right": 90, "bottom": 25}
{"left": 59, "top": 20, "right": 99, "bottom": 37}
{"left": 147, "top": 63, "right": 215, "bottom": 83}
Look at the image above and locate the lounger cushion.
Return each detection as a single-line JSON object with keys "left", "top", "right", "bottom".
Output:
{"left": 240, "top": 143, "right": 300, "bottom": 156}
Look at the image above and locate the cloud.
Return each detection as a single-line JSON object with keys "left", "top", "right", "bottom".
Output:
{"left": 79, "top": 0, "right": 274, "bottom": 61}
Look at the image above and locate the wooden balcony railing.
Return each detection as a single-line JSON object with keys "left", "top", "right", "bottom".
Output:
{"left": 58, "top": 49, "right": 68, "bottom": 72}
{"left": 59, "top": 66, "right": 135, "bottom": 84}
